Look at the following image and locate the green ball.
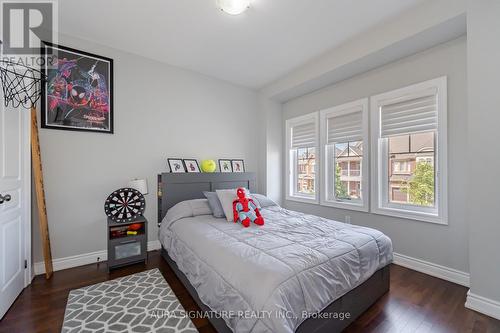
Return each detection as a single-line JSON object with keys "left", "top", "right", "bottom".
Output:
{"left": 201, "top": 160, "right": 216, "bottom": 173}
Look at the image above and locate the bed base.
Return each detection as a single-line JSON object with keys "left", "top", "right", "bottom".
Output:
{"left": 161, "top": 248, "right": 390, "bottom": 333}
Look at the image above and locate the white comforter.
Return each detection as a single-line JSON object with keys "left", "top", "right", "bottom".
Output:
{"left": 159, "top": 203, "right": 392, "bottom": 333}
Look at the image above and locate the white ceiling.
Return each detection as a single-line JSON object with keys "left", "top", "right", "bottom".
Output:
{"left": 59, "top": 0, "right": 426, "bottom": 89}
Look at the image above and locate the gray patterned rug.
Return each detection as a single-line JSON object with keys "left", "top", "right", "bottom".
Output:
{"left": 62, "top": 269, "right": 198, "bottom": 333}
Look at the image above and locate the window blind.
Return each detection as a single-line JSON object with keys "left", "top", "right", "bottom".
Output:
{"left": 327, "top": 110, "right": 363, "bottom": 144}
{"left": 291, "top": 122, "right": 316, "bottom": 148}
{"left": 380, "top": 90, "right": 438, "bottom": 138}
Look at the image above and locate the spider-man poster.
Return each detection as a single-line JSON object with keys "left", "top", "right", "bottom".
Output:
{"left": 41, "top": 42, "right": 113, "bottom": 133}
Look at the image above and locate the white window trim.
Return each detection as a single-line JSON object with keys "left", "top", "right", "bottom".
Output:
{"left": 370, "top": 76, "right": 448, "bottom": 224}
{"left": 285, "top": 112, "right": 320, "bottom": 204}
{"left": 320, "top": 98, "right": 369, "bottom": 212}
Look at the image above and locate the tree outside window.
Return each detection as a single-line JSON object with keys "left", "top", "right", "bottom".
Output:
{"left": 402, "top": 161, "right": 435, "bottom": 206}
{"left": 335, "top": 164, "right": 348, "bottom": 198}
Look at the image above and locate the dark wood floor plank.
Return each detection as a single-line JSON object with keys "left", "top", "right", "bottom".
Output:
{"left": 0, "top": 251, "right": 498, "bottom": 333}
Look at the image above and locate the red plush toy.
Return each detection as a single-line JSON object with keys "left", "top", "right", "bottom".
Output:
{"left": 232, "top": 188, "right": 265, "bottom": 228}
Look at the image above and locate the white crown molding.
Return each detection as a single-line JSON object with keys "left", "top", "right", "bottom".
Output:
{"left": 393, "top": 252, "right": 470, "bottom": 287}
{"left": 465, "top": 291, "right": 500, "bottom": 321}
{"left": 33, "top": 240, "right": 161, "bottom": 276}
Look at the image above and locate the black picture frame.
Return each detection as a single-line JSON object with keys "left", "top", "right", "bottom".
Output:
{"left": 40, "top": 41, "right": 114, "bottom": 134}
{"left": 183, "top": 159, "right": 200, "bottom": 173}
{"left": 231, "top": 159, "right": 245, "bottom": 173}
{"left": 218, "top": 159, "right": 232, "bottom": 173}
{"left": 168, "top": 158, "right": 186, "bottom": 173}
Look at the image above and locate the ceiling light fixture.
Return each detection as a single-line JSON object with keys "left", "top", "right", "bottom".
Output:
{"left": 216, "top": 0, "right": 251, "bottom": 15}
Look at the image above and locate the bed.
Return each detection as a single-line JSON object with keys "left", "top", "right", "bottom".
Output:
{"left": 157, "top": 172, "right": 392, "bottom": 333}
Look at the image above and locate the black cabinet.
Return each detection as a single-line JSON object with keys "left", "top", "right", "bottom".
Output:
{"left": 107, "top": 216, "right": 147, "bottom": 271}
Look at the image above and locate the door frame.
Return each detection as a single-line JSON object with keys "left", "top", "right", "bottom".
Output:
{"left": 22, "top": 109, "right": 32, "bottom": 285}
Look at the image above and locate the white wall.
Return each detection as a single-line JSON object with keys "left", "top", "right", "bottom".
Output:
{"left": 282, "top": 37, "right": 468, "bottom": 273}
{"left": 465, "top": 0, "right": 500, "bottom": 317}
{"left": 263, "top": 0, "right": 466, "bottom": 101}
{"left": 32, "top": 34, "right": 259, "bottom": 263}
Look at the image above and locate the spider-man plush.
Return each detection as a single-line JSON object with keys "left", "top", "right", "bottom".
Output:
{"left": 232, "top": 188, "right": 265, "bottom": 228}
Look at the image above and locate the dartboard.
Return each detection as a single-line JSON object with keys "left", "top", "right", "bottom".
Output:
{"left": 104, "top": 188, "right": 146, "bottom": 223}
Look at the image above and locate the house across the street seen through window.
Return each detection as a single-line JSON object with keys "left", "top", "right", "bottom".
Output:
{"left": 334, "top": 141, "right": 362, "bottom": 201}
{"left": 388, "top": 132, "right": 435, "bottom": 207}
{"left": 296, "top": 147, "right": 316, "bottom": 195}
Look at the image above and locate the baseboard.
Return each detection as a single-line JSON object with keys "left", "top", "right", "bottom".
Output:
{"left": 148, "top": 240, "right": 161, "bottom": 251}
{"left": 392, "top": 252, "right": 470, "bottom": 287}
{"left": 465, "top": 291, "right": 500, "bottom": 320}
{"left": 33, "top": 240, "right": 161, "bottom": 276}
{"left": 33, "top": 245, "right": 470, "bottom": 288}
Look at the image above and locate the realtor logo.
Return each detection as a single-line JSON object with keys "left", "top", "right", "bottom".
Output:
{"left": 1, "top": 1, "right": 57, "bottom": 55}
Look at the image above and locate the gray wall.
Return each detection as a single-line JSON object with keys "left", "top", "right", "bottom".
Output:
{"left": 282, "top": 37, "right": 468, "bottom": 272}
{"left": 32, "top": 34, "right": 259, "bottom": 263}
{"left": 466, "top": 0, "right": 500, "bottom": 303}
{"left": 257, "top": 95, "right": 283, "bottom": 204}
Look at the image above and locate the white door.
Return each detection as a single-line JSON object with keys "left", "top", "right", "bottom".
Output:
{"left": 0, "top": 96, "right": 31, "bottom": 319}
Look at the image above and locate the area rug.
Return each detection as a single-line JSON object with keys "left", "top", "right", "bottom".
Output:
{"left": 61, "top": 269, "right": 198, "bottom": 333}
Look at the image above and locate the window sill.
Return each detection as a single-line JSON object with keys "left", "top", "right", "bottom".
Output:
{"left": 371, "top": 206, "right": 448, "bottom": 225}
{"left": 320, "top": 200, "right": 368, "bottom": 212}
{"left": 286, "top": 195, "right": 319, "bottom": 205}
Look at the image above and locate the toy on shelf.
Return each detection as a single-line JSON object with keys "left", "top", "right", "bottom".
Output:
{"left": 201, "top": 160, "right": 216, "bottom": 173}
{"left": 128, "top": 223, "right": 143, "bottom": 231}
{"left": 109, "top": 221, "right": 145, "bottom": 239}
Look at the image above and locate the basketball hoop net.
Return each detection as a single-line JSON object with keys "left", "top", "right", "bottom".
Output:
{"left": 0, "top": 59, "right": 46, "bottom": 109}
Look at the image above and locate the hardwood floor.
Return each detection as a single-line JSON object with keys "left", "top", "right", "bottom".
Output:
{"left": 0, "top": 251, "right": 498, "bottom": 333}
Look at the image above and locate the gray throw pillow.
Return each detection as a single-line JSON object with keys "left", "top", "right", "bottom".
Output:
{"left": 248, "top": 195, "right": 262, "bottom": 209}
{"left": 203, "top": 191, "right": 225, "bottom": 218}
{"left": 250, "top": 193, "right": 278, "bottom": 208}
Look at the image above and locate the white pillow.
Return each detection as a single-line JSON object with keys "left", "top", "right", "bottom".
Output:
{"left": 216, "top": 188, "right": 249, "bottom": 222}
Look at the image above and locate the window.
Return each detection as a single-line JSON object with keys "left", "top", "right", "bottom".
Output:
{"left": 320, "top": 99, "right": 369, "bottom": 211}
{"left": 286, "top": 113, "right": 319, "bottom": 203}
{"left": 371, "top": 77, "right": 447, "bottom": 224}
{"left": 392, "top": 160, "right": 411, "bottom": 174}
{"left": 296, "top": 147, "right": 316, "bottom": 195}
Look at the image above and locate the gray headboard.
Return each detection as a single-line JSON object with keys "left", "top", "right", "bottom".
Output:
{"left": 157, "top": 172, "right": 257, "bottom": 223}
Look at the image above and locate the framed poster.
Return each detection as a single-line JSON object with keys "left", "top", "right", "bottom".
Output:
{"left": 183, "top": 159, "right": 201, "bottom": 173}
{"left": 41, "top": 41, "right": 114, "bottom": 133}
{"left": 231, "top": 159, "right": 245, "bottom": 173}
{"left": 168, "top": 158, "right": 186, "bottom": 173}
{"left": 218, "top": 159, "right": 232, "bottom": 173}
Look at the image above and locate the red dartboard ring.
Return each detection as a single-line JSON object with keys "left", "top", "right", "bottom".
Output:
{"left": 104, "top": 188, "right": 145, "bottom": 223}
